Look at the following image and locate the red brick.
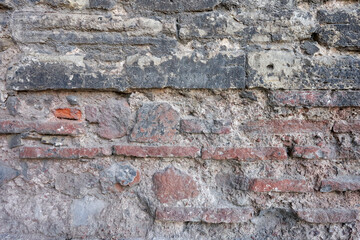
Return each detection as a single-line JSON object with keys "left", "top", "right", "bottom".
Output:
{"left": 202, "top": 147, "right": 287, "bottom": 161}
{"left": 34, "top": 122, "right": 84, "bottom": 136}
{"left": 297, "top": 208, "right": 359, "bottom": 223}
{"left": 0, "top": 120, "right": 31, "bottom": 134}
{"left": 153, "top": 167, "right": 199, "bottom": 204}
{"left": 320, "top": 176, "right": 360, "bottom": 192}
{"left": 291, "top": 146, "right": 333, "bottom": 159}
{"left": 156, "top": 207, "right": 254, "bottom": 223}
{"left": 333, "top": 120, "right": 360, "bottom": 133}
{"left": 240, "top": 120, "right": 331, "bottom": 134}
{"left": 270, "top": 91, "right": 360, "bottom": 107}
{"left": 113, "top": 145, "right": 200, "bottom": 158}
{"left": 19, "top": 147, "right": 111, "bottom": 159}
{"left": 130, "top": 103, "right": 179, "bottom": 143}
{"left": 0, "top": 120, "right": 84, "bottom": 136}
{"left": 180, "top": 119, "right": 231, "bottom": 134}
{"left": 249, "top": 178, "right": 312, "bottom": 192}
{"left": 54, "top": 108, "right": 82, "bottom": 120}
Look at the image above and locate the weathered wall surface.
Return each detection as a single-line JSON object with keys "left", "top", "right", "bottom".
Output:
{"left": 0, "top": 0, "right": 360, "bottom": 239}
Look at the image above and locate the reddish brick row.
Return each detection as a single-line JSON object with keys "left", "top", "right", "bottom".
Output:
{"left": 297, "top": 208, "right": 359, "bottom": 223}
{"left": 19, "top": 144, "right": 358, "bottom": 162}
{"left": 19, "top": 147, "right": 111, "bottom": 159}
{"left": 54, "top": 108, "right": 82, "bottom": 120}
{"left": 291, "top": 146, "right": 333, "bottom": 159}
{"left": 156, "top": 207, "right": 254, "bottom": 223}
{"left": 113, "top": 145, "right": 201, "bottom": 158}
{"left": 240, "top": 120, "right": 331, "bottom": 134}
{"left": 202, "top": 147, "right": 287, "bottom": 161}
{"left": 0, "top": 120, "right": 84, "bottom": 136}
{"left": 180, "top": 119, "right": 231, "bottom": 134}
{"left": 333, "top": 120, "right": 360, "bottom": 133}
{"left": 269, "top": 91, "right": 360, "bottom": 107}
{"left": 35, "top": 122, "right": 84, "bottom": 136}
{"left": 249, "top": 178, "right": 312, "bottom": 192}
{"left": 0, "top": 120, "right": 30, "bottom": 134}
{"left": 320, "top": 176, "right": 360, "bottom": 192}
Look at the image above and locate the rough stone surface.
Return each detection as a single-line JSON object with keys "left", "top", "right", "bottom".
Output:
{"left": 130, "top": 103, "right": 180, "bottom": 143}
{"left": 96, "top": 99, "right": 131, "bottom": 139}
{"left": 65, "top": 95, "right": 79, "bottom": 105}
{"left": 0, "top": 162, "right": 19, "bottom": 185}
{"left": 55, "top": 172, "right": 99, "bottom": 197}
{"left": 100, "top": 163, "right": 140, "bottom": 192}
{"left": 71, "top": 196, "right": 107, "bottom": 226}
{"left": 8, "top": 134, "right": 23, "bottom": 149}
{"left": 1, "top": 0, "right": 360, "bottom": 239}
{"left": 134, "top": 0, "right": 220, "bottom": 13}
{"left": 317, "top": 8, "right": 360, "bottom": 51}
{"left": 291, "top": 146, "right": 334, "bottom": 159}
{"left": 153, "top": 167, "right": 199, "bottom": 204}
{"left": 89, "top": 0, "right": 116, "bottom": 10}
{"left": 5, "top": 96, "right": 19, "bottom": 116}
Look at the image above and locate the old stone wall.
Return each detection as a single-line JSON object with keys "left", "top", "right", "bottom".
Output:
{"left": 0, "top": 0, "right": 360, "bottom": 239}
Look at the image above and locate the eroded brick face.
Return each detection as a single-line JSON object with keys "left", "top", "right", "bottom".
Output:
{"left": 86, "top": 99, "right": 131, "bottom": 139}
{"left": 1, "top": 0, "right": 360, "bottom": 239}
{"left": 130, "top": 103, "right": 180, "bottom": 143}
{"left": 153, "top": 167, "right": 199, "bottom": 204}
{"left": 248, "top": 178, "right": 312, "bottom": 193}
{"left": 113, "top": 145, "right": 200, "bottom": 158}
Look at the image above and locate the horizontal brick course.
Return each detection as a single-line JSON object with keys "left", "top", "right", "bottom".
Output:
{"left": 54, "top": 108, "right": 82, "bottom": 120}
{"left": 19, "top": 147, "right": 111, "bottom": 159}
{"left": 113, "top": 145, "right": 201, "bottom": 158}
{"left": 249, "top": 178, "right": 312, "bottom": 193}
{"left": 333, "top": 120, "right": 360, "bottom": 133}
{"left": 320, "top": 176, "right": 360, "bottom": 192}
{"left": 0, "top": 120, "right": 84, "bottom": 136}
{"left": 297, "top": 208, "right": 359, "bottom": 223}
{"left": 35, "top": 122, "right": 85, "bottom": 136}
{"left": 240, "top": 120, "right": 331, "bottom": 135}
{"left": 156, "top": 207, "right": 254, "bottom": 223}
{"left": 291, "top": 146, "right": 334, "bottom": 160}
{"left": 202, "top": 147, "right": 287, "bottom": 161}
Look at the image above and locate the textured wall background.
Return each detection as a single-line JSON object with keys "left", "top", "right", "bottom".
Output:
{"left": 0, "top": 0, "right": 360, "bottom": 239}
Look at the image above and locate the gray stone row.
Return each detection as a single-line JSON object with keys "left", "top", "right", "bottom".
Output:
{"left": 7, "top": 47, "right": 360, "bottom": 91}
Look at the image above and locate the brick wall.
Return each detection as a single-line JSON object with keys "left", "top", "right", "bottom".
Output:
{"left": 0, "top": 0, "right": 359, "bottom": 239}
